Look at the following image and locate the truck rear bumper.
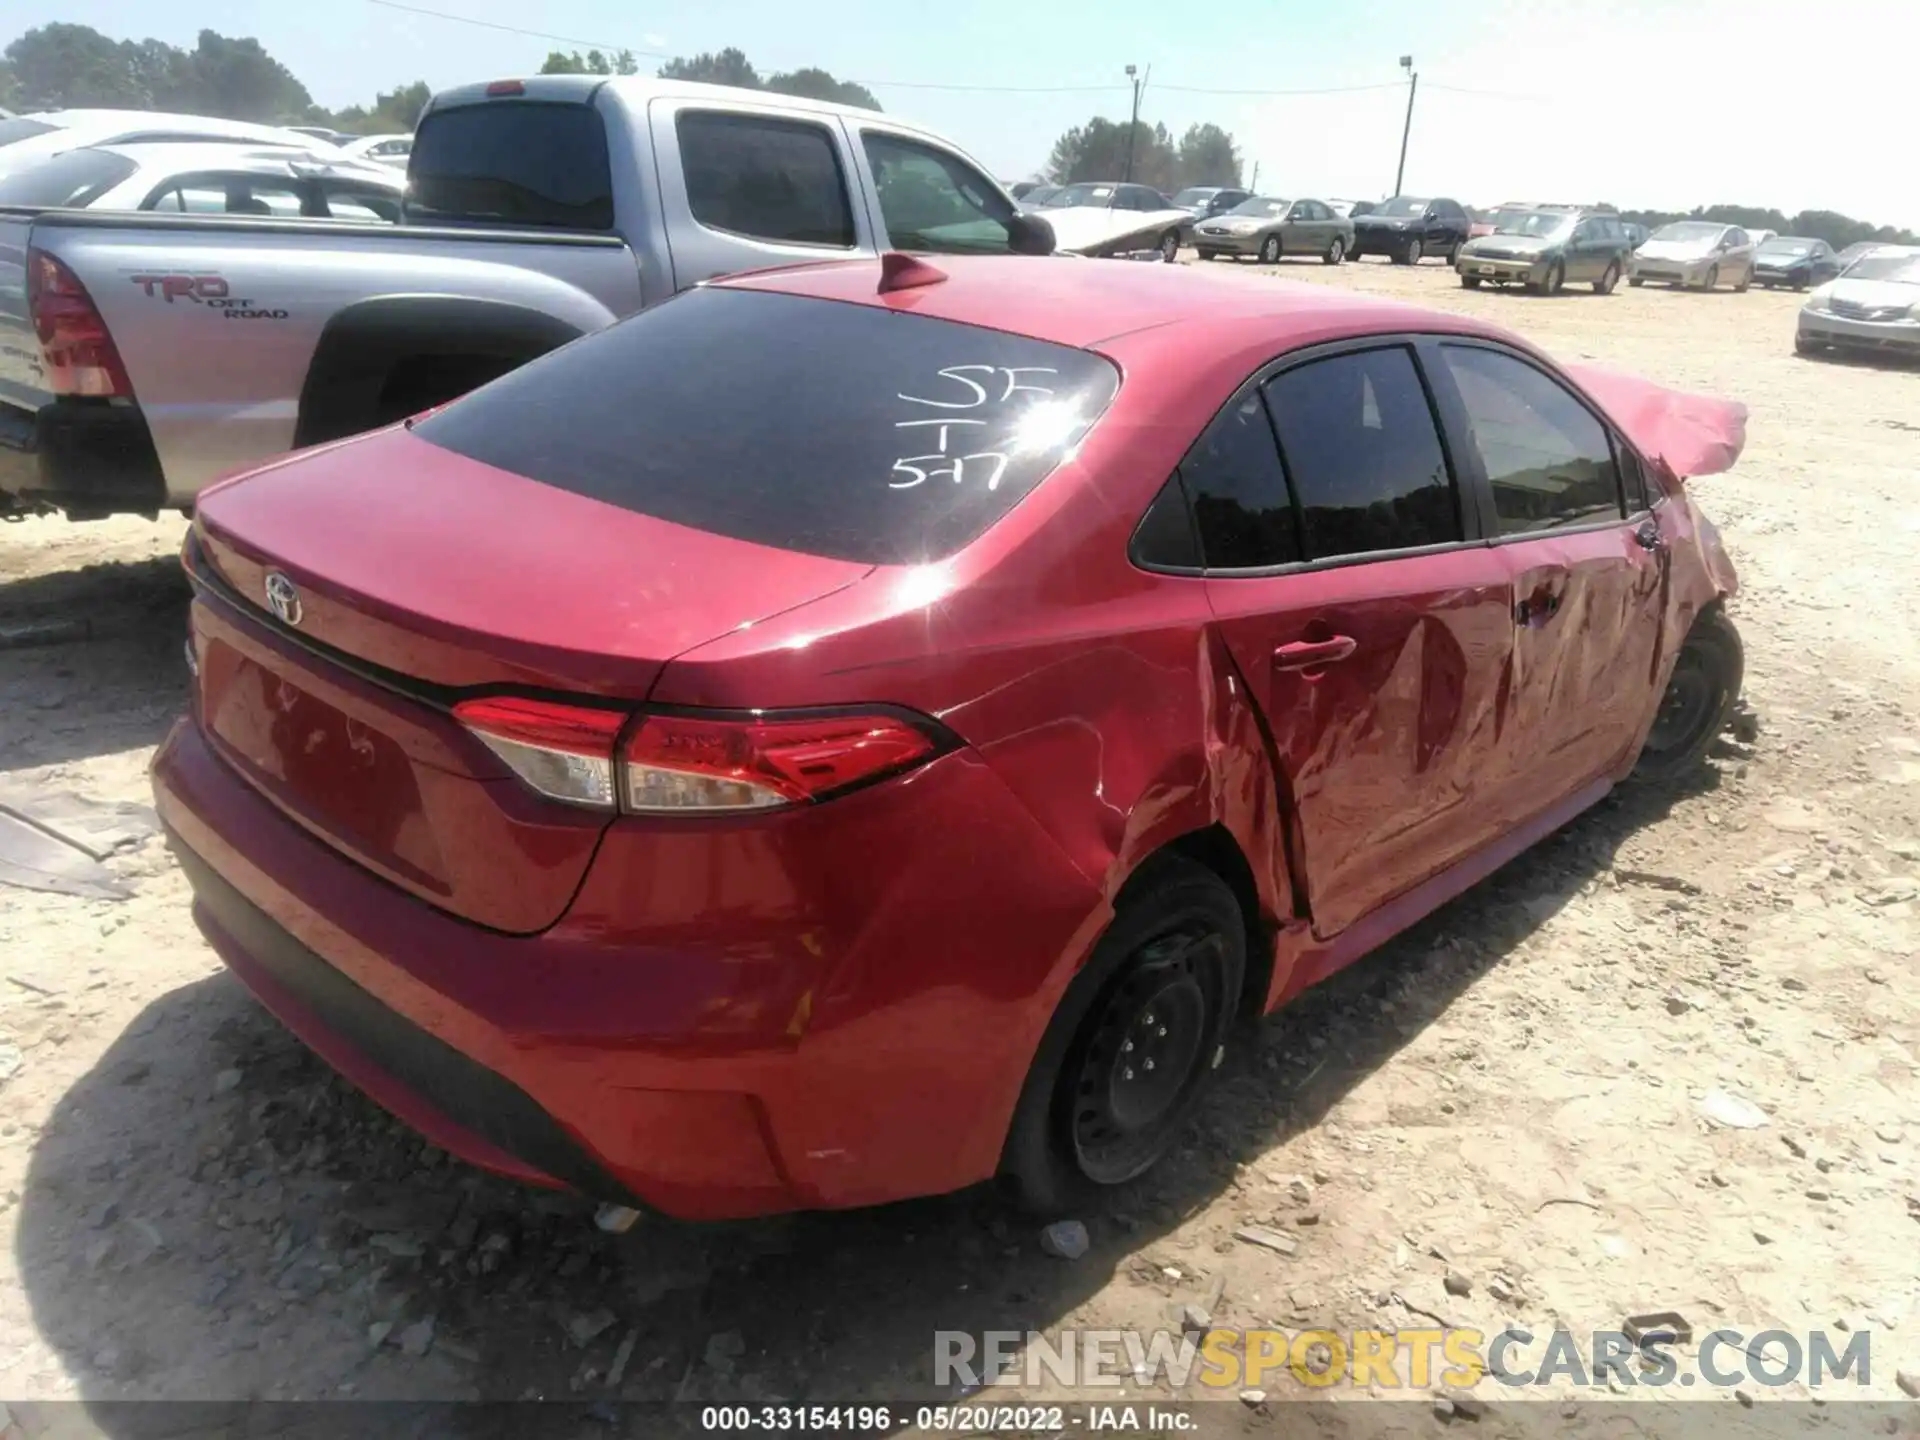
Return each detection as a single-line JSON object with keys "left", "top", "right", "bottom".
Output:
{"left": 0, "top": 398, "right": 168, "bottom": 519}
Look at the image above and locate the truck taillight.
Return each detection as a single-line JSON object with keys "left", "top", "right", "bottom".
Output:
{"left": 452, "top": 698, "right": 945, "bottom": 814}
{"left": 27, "top": 248, "right": 132, "bottom": 399}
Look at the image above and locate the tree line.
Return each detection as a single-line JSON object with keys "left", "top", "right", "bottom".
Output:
{"left": 4, "top": 23, "right": 1914, "bottom": 247}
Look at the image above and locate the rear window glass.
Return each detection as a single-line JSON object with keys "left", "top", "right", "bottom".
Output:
{"left": 0, "top": 119, "right": 59, "bottom": 148}
{"left": 0, "top": 148, "right": 136, "bottom": 207}
{"left": 406, "top": 102, "right": 612, "bottom": 230}
{"left": 413, "top": 287, "right": 1119, "bottom": 565}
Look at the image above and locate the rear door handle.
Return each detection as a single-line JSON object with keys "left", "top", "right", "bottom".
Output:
{"left": 1275, "top": 636, "right": 1358, "bottom": 671}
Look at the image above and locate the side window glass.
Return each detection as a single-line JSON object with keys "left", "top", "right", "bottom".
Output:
{"left": 212, "top": 179, "right": 303, "bottom": 217}
{"left": 1441, "top": 345, "right": 1623, "bottom": 534}
{"left": 677, "top": 111, "right": 855, "bottom": 247}
{"left": 324, "top": 186, "right": 401, "bottom": 222}
{"left": 1262, "top": 347, "right": 1460, "bottom": 560}
{"left": 1619, "top": 444, "right": 1650, "bottom": 513}
{"left": 1180, "top": 393, "right": 1299, "bottom": 569}
{"left": 1130, "top": 474, "right": 1201, "bottom": 570}
{"left": 861, "top": 131, "right": 1014, "bottom": 254}
{"left": 146, "top": 187, "right": 184, "bottom": 212}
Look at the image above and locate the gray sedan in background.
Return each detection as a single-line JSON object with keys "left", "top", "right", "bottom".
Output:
{"left": 1190, "top": 196, "right": 1354, "bottom": 264}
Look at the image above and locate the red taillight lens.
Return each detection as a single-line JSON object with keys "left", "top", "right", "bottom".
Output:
{"left": 453, "top": 696, "right": 627, "bottom": 810}
{"left": 622, "top": 711, "right": 940, "bottom": 813}
{"left": 455, "top": 699, "right": 944, "bottom": 814}
{"left": 485, "top": 80, "right": 527, "bottom": 96}
{"left": 27, "top": 248, "right": 132, "bottom": 399}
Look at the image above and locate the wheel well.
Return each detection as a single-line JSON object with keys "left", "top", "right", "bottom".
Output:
{"left": 1118, "top": 826, "right": 1273, "bottom": 1021}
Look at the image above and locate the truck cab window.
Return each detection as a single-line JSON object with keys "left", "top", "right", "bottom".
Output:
{"left": 861, "top": 131, "right": 1016, "bottom": 255}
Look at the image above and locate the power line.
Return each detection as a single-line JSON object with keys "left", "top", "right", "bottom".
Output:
{"left": 363, "top": 0, "right": 671, "bottom": 57}
{"left": 1154, "top": 81, "right": 1401, "bottom": 97}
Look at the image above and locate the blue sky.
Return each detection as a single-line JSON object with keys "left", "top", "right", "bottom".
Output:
{"left": 21, "top": 0, "right": 1920, "bottom": 228}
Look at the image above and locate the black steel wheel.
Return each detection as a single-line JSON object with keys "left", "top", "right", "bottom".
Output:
{"left": 1634, "top": 608, "right": 1744, "bottom": 783}
{"left": 999, "top": 858, "right": 1245, "bottom": 1212}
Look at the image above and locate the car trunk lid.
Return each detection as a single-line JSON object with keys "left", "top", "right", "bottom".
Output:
{"left": 189, "top": 425, "right": 872, "bottom": 932}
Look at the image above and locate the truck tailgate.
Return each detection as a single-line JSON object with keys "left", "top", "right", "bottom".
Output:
{"left": 0, "top": 214, "right": 52, "bottom": 414}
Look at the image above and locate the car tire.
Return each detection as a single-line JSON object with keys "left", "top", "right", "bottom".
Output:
{"left": 1259, "top": 235, "right": 1282, "bottom": 265}
{"left": 1792, "top": 276, "right": 1808, "bottom": 291}
{"left": 1541, "top": 260, "right": 1565, "bottom": 296}
{"left": 1461, "top": 275, "right": 1481, "bottom": 289}
{"left": 999, "top": 857, "right": 1246, "bottom": 1215}
{"left": 1323, "top": 236, "right": 1345, "bottom": 265}
{"left": 1734, "top": 267, "right": 1751, "bottom": 293}
{"left": 1594, "top": 261, "right": 1620, "bottom": 295}
{"left": 1632, "top": 608, "right": 1744, "bottom": 785}
{"left": 1406, "top": 238, "right": 1423, "bottom": 264}
{"left": 1794, "top": 334, "right": 1823, "bottom": 359}
{"left": 1628, "top": 275, "right": 1645, "bottom": 287}
{"left": 1159, "top": 230, "right": 1181, "bottom": 263}
{"left": 1700, "top": 264, "right": 1720, "bottom": 292}
{"left": 1441, "top": 239, "right": 1461, "bottom": 266}
{"left": 1196, "top": 248, "right": 1215, "bottom": 261}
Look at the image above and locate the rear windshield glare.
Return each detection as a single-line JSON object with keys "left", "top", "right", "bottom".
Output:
{"left": 406, "top": 101, "right": 613, "bottom": 230}
{"left": 412, "top": 287, "right": 1120, "bottom": 565}
{"left": 0, "top": 148, "right": 136, "bottom": 207}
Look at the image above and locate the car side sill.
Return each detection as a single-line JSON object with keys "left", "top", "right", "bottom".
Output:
{"left": 1264, "top": 775, "right": 1613, "bottom": 1009}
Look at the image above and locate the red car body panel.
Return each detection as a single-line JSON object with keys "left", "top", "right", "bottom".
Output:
{"left": 153, "top": 257, "right": 1746, "bottom": 1219}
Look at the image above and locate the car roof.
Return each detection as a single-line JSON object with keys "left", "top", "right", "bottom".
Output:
{"left": 89, "top": 141, "right": 404, "bottom": 185}
{"left": 716, "top": 253, "right": 1513, "bottom": 352}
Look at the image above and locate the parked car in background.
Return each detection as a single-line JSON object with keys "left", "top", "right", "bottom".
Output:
{"left": 1456, "top": 208, "right": 1632, "bottom": 294}
{"left": 1016, "top": 183, "right": 1062, "bottom": 211}
{"left": 1623, "top": 222, "right": 1650, "bottom": 250}
{"left": 1834, "top": 241, "right": 1879, "bottom": 271}
{"left": 1169, "top": 185, "right": 1253, "bottom": 238}
{"left": 1350, "top": 195, "right": 1471, "bottom": 264}
{"left": 0, "top": 109, "right": 336, "bottom": 176}
{"left": 1191, "top": 196, "right": 1352, "bottom": 264}
{"left": 286, "top": 126, "right": 355, "bottom": 146}
{"left": 340, "top": 133, "right": 413, "bottom": 168}
{"left": 1752, "top": 236, "right": 1841, "bottom": 290}
{"left": 1629, "top": 221, "right": 1755, "bottom": 291}
{"left": 1796, "top": 245, "right": 1920, "bottom": 359}
{"left": 1038, "top": 181, "right": 1189, "bottom": 261}
{"left": 1746, "top": 229, "right": 1777, "bottom": 248}
{"left": 0, "top": 75, "right": 1053, "bottom": 521}
{"left": 0, "top": 143, "right": 405, "bottom": 219}
{"left": 1328, "top": 199, "right": 1374, "bottom": 219}
{"left": 152, "top": 253, "right": 1747, "bottom": 1220}
{"left": 1009, "top": 180, "right": 1045, "bottom": 199}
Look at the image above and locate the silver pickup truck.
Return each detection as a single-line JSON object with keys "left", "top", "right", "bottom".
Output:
{"left": 0, "top": 76, "right": 1052, "bottom": 519}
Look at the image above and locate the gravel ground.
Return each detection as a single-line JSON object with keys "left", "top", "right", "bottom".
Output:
{"left": 0, "top": 256, "right": 1916, "bottom": 1426}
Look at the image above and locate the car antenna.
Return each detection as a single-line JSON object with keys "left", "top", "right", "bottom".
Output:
{"left": 878, "top": 251, "right": 948, "bottom": 293}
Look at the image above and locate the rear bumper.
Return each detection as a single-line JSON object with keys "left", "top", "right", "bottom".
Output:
{"left": 0, "top": 397, "right": 167, "bottom": 519}
{"left": 151, "top": 713, "right": 1100, "bottom": 1219}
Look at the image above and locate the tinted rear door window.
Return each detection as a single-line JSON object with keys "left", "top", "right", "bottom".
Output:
{"left": 677, "top": 111, "right": 854, "bottom": 247}
{"left": 407, "top": 102, "right": 613, "bottom": 229}
{"left": 1262, "top": 347, "right": 1460, "bottom": 559}
{"left": 413, "top": 287, "right": 1119, "bottom": 565}
{"left": 1441, "top": 345, "right": 1623, "bottom": 534}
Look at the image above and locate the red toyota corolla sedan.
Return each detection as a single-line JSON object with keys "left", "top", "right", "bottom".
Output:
{"left": 152, "top": 254, "right": 1747, "bottom": 1220}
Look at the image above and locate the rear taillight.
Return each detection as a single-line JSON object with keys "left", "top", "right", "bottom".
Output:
{"left": 622, "top": 711, "right": 938, "bottom": 813}
{"left": 27, "top": 248, "right": 132, "bottom": 399}
{"left": 454, "top": 697, "right": 627, "bottom": 810}
{"left": 453, "top": 699, "right": 943, "bottom": 814}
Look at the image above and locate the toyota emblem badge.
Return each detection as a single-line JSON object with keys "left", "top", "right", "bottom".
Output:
{"left": 263, "top": 571, "right": 303, "bottom": 627}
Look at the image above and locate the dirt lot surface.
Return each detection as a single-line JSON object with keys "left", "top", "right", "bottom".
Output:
{"left": 1, "top": 258, "right": 1917, "bottom": 1429}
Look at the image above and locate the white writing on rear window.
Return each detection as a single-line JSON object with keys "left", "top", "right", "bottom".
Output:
{"left": 890, "top": 365, "right": 1060, "bottom": 492}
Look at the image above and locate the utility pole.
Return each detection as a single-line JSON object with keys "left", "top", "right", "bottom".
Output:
{"left": 1250, "top": 160, "right": 1260, "bottom": 191}
{"left": 1393, "top": 55, "right": 1417, "bottom": 197}
{"left": 1122, "top": 64, "right": 1142, "bottom": 182}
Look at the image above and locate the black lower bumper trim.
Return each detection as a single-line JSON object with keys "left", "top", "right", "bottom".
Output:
{"left": 167, "top": 826, "right": 642, "bottom": 1207}
{"left": 0, "top": 398, "right": 167, "bottom": 519}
